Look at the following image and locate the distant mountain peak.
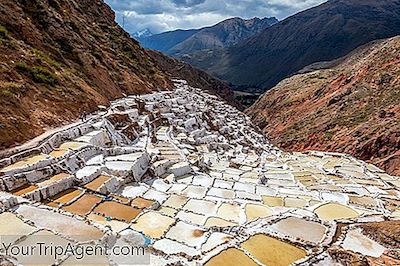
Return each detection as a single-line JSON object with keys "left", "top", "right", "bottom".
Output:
{"left": 139, "top": 16, "right": 278, "bottom": 55}
{"left": 132, "top": 28, "right": 153, "bottom": 40}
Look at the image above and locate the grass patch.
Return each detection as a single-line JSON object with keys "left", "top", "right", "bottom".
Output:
{"left": 0, "top": 81, "right": 27, "bottom": 103}
{"left": 16, "top": 62, "right": 58, "bottom": 85}
{"left": 32, "top": 49, "right": 62, "bottom": 69}
{"left": 324, "top": 131, "right": 334, "bottom": 140}
{"left": 0, "top": 25, "right": 8, "bottom": 38}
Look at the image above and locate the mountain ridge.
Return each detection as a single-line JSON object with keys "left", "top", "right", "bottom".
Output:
{"left": 247, "top": 36, "right": 400, "bottom": 176}
{"left": 140, "top": 16, "right": 278, "bottom": 56}
{"left": 189, "top": 0, "right": 400, "bottom": 92}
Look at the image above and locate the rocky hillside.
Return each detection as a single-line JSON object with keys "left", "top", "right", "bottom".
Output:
{"left": 247, "top": 36, "right": 400, "bottom": 176}
{"left": 140, "top": 17, "right": 278, "bottom": 56}
{"left": 196, "top": 0, "right": 400, "bottom": 92}
{"left": 0, "top": 0, "right": 238, "bottom": 150}
{"left": 0, "top": 0, "right": 173, "bottom": 149}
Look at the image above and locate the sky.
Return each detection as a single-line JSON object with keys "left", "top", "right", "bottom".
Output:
{"left": 105, "top": 0, "right": 327, "bottom": 34}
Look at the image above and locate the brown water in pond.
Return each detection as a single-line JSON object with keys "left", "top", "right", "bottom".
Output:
{"left": 11, "top": 184, "right": 38, "bottom": 196}
{"left": 112, "top": 194, "right": 131, "bottom": 205}
{"left": 205, "top": 248, "right": 257, "bottom": 266}
{"left": 93, "top": 201, "right": 142, "bottom": 222}
{"left": 49, "top": 189, "right": 84, "bottom": 205}
{"left": 62, "top": 194, "right": 102, "bottom": 216}
{"left": 241, "top": 234, "right": 307, "bottom": 266}
{"left": 84, "top": 176, "right": 111, "bottom": 191}
{"left": 131, "top": 197, "right": 154, "bottom": 208}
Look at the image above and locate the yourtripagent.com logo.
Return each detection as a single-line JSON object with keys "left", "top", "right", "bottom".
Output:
{"left": 0, "top": 234, "right": 150, "bottom": 265}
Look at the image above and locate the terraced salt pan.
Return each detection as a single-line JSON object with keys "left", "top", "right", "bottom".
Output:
{"left": 153, "top": 238, "right": 198, "bottom": 257}
{"left": 120, "top": 184, "right": 148, "bottom": 198}
{"left": 245, "top": 204, "right": 273, "bottom": 222}
{"left": 204, "top": 217, "right": 237, "bottom": 227}
{"left": 270, "top": 217, "right": 327, "bottom": 243}
{"left": 205, "top": 248, "right": 257, "bottom": 266}
{"left": 207, "top": 187, "right": 235, "bottom": 199}
{"left": 15, "top": 205, "right": 104, "bottom": 241}
{"left": 163, "top": 194, "right": 188, "bottom": 209}
{"left": 176, "top": 210, "right": 206, "bottom": 225}
{"left": 37, "top": 172, "right": 72, "bottom": 187}
{"left": 14, "top": 230, "right": 74, "bottom": 266}
{"left": 182, "top": 185, "right": 208, "bottom": 198}
{"left": 49, "top": 148, "right": 70, "bottom": 158}
{"left": 131, "top": 197, "right": 155, "bottom": 208}
{"left": 61, "top": 243, "right": 110, "bottom": 266}
{"left": 142, "top": 188, "right": 168, "bottom": 202}
{"left": 165, "top": 221, "right": 207, "bottom": 248}
{"left": 11, "top": 184, "right": 38, "bottom": 196}
{"left": 47, "top": 188, "right": 84, "bottom": 206}
{"left": 217, "top": 203, "right": 241, "bottom": 223}
{"left": 349, "top": 196, "right": 378, "bottom": 208}
{"left": 342, "top": 228, "right": 385, "bottom": 258}
{"left": 62, "top": 193, "right": 103, "bottom": 216}
{"left": 131, "top": 211, "right": 175, "bottom": 239}
{"left": 59, "top": 141, "right": 89, "bottom": 151}
{"left": 0, "top": 212, "right": 37, "bottom": 244}
{"left": 263, "top": 196, "right": 284, "bottom": 207}
{"left": 93, "top": 201, "right": 142, "bottom": 222}
{"left": 314, "top": 203, "right": 359, "bottom": 221}
{"left": 183, "top": 199, "right": 218, "bottom": 216}
{"left": 241, "top": 234, "right": 307, "bottom": 266}
{"left": 84, "top": 175, "right": 111, "bottom": 192}
{"left": 1, "top": 154, "right": 50, "bottom": 172}
{"left": 201, "top": 232, "right": 232, "bottom": 252}
{"left": 158, "top": 206, "right": 177, "bottom": 216}
{"left": 88, "top": 214, "right": 129, "bottom": 232}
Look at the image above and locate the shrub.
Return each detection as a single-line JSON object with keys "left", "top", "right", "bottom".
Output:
{"left": 32, "top": 49, "right": 62, "bottom": 69}
{"left": 16, "top": 62, "right": 57, "bottom": 85}
{"left": 0, "top": 25, "right": 8, "bottom": 38}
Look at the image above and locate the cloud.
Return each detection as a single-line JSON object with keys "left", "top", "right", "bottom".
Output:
{"left": 105, "top": 0, "right": 327, "bottom": 34}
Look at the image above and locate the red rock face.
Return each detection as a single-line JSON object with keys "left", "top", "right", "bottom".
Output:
{"left": 0, "top": 0, "right": 173, "bottom": 149}
{"left": 247, "top": 37, "right": 400, "bottom": 176}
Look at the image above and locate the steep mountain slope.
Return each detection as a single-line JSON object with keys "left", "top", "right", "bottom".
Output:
{"left": 0, "top": 0, "right": 239, "bottom": 150}
{"left": 247, "top": 36, "right": 400, "bottom": 176}
{"left": 170, "top": 17, "right": 278, "bottom": 56}
{"left": 0, "top": 0, "right": 172, "bottom": 150}
{"left": 140, "top": 17, "right": 278, "bottom": 56}
{"left": 197, "top": 0, "right": 400, "bottom": 91}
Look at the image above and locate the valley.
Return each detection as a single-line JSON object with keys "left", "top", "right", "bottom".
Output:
{"left": 0, "top": 0, "right": 399, "bottom": 265}
{"left": 0, "top": 80, "right": 399, "bottom": 265}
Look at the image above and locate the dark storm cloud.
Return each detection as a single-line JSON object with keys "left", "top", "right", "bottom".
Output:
{"left": 172, "top": 0, "right": 207, "bottom": 8}
{"left": 105, "top": 0, "right": 327, "bottom": 34}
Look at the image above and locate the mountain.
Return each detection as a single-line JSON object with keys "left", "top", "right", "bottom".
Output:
{"left": 247, "top": 36, "right": 400, "bottom": 176}
{"left": 194, "top": 0, "right": 400, "bottom": 92}
{"left": 132, "top": 28, "right": 153, "bottom": 40}
{"left": 140, "top": 29, "right": 201, "bottom": 54}
{"left": 148, "top": 50, "right": 241, "bottom": 109}
{"left": 140, "top": 17, "right": 278, "bottom": 56}
{"left": 0, "top": 0, "right": 237, "bottom": 149}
